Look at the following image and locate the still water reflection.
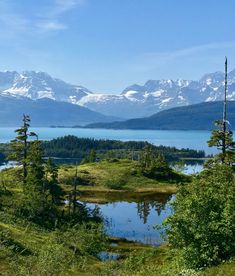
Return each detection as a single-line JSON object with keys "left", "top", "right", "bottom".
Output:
{"left": 86, "top": 194, "right": 173, "bottom": 245}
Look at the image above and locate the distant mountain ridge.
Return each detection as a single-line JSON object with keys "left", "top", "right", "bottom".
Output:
{"left": 85, "top": 101, "right": 235, "bottom": 130}
{"left": 0, "top": 71, "right": 91, "bottom": 103}
{"left": 0, "top": 95, "right": 115, "bottom": 126}
{"left": 1, "top": 70, "right": 235, "bottom": 119}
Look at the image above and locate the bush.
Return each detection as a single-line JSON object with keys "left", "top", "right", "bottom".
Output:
{"left": 9, "top": 223, "right": 107, "bottom": 275}
{"left": 105, "top": 176, "right": 126, "bottom": 189}
{"left": 164, "top": 165, "right": 235, "bottom": 269}
{"left": 9, "top": 239, "right": 76, "bottom": 276}
{"left": 60, "top": 222, "right": 108, "bottom": 256}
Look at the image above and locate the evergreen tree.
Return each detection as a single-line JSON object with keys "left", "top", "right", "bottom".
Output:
{"left": 9, "top": 117, "right": 60, "bottom": 226}
{"left": 45, "top": 158, "right": 63, "bottom": 205}
{"left": 89, "top": 149, "right": 97, "bottom": 163}
{"left": 207, "top": 58, "right": 235, "bottom": 165}
{"left": 72, "top": 164, "right": 79, "bottom": 215}
{"left": 21, "top": 139, "right": 47, "bottom": 221}
{"left": 207, "top": 121, "right": 235, "bottom": 165}
{"left": 22, "top": 141, "right": 59, "bottom": 226}
{"left": 139, "top": 145, "right": 152, "bottom": 170}
{"left": 139, "top": 146, "right": 172, "bottom": 179}
{"left": 9, "top": 114, "right": 37, "bottom": 183}
{"left": 26, "top": 140, "right": 45, "bottom": 192}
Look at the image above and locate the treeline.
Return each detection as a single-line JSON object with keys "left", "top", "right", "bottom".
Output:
{"left": 42, "top": 135, "right": 205, "bottom": 161}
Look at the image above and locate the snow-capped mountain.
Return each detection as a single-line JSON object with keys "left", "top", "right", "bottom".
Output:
{"left": 0, "top": 71, "right": 91, "bottom": 103}
{"left": 73, "top": 71, "right": 235, "bottom": 118}
{"left": 0, "top": 70, "right": 235, "bottom": 119}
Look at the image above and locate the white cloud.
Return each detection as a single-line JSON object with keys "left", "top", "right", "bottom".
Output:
{"left": 0, "top": 0, "right": 85, "bottom": 37}
{"left": 130, "top": 41, "right": 235, "bottom": 73}
{"left": 38, "top": 0, "right": 85, "bottom": 30}
{"left": 52, "top": 0, "right": 84, "bottom": 15}
{"left": 36, "top": 21, "right": 67, "bottom": 31}
{"left": 143, "top": 42, "right": 235, "bottom": 60}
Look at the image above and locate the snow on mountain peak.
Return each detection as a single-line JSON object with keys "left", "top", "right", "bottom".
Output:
{"left": 1, "top": 69, "right": 235, "bottom": 119}
{"left": 0, "top": 70, "right": 92, "bottom": 102}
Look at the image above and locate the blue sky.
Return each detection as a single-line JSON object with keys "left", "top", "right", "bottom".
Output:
{"left": 0, "top": 0, "right": 235, "bottom": 93}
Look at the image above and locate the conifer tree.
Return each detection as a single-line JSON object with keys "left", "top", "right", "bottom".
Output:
{"left": 45, "top": 158, "right": 63, "bottom": 205}
{"left": 9, "top": 116, "right": 59, "bottom": 225}
{"left": 72, "top": 164, "right": 79, "bottom": 215}
{"left": 9, "top": 114, "right": 37, "bottom": 183}
{"left": 207, "top": 58, "right": 235, "bottom": 165}
{"left": 139, "top": 145, "right": 152, "bottom": 170}
{"left": 89, "top": 149, "right": 97, "bottom": 163}
{"left": 22, "top": 139, "right": 46, "bottom": 220}
{"left": 139, "top": 146, "right": 172, "bottom": 179}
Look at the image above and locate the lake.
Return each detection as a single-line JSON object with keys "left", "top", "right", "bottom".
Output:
{"left": 0, "top": 127, "right": 211, "bottom": 244}
{"left": 0, "top": 127, "right": 215, "bottom": 154}
{"left": 85, "top": 193, "right": 173, "bottom": 245}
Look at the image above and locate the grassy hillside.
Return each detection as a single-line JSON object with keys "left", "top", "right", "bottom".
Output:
{"left": 0, "top": 162, "right": 234, "bottom": 275}
{"left": 58, "top": 159, "right": 188, "bottom": 194}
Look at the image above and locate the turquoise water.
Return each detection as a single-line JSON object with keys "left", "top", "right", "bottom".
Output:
{"left": 0, "top": 128, "right": 210, "bottom": 244}
{"left": 0, "top": 127, "right": 215, "bottom": 154}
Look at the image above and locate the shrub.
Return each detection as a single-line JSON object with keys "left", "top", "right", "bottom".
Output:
{"left": 105, "top": 176, "right": 126, "bottom": 189}
{"left": 164, "top": 164, "right": 235, "bottom": 269}
{"left": 60, "top": 222, "right": 108, "bottom": 256}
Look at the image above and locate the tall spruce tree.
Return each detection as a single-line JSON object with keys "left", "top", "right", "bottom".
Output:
{"left": 22, "top": 139, "right": 46, "bottom": 221}
{"left": 10, "top": 116, "right": 60, "bottom": 226}
{"left": 9, "top": 114, "right": 37, "bottom": 183}
{"left": 22, "top": 140, "right": 60, "bottom": 226}
{"left": 207, "top": 58, "right": 235, "bottom": 165}
{"left": 45, "top": 158, "right": 63, "bottom": 205}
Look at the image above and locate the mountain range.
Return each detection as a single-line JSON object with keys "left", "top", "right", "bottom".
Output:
{"left": 85, "top": 101, "right": 235, "bottom": 130}
{"left": 0, "top": 95, "right": 114, "bottom": 127}
{"left": 0, "top": 69, "right": 234, "bottom": 124}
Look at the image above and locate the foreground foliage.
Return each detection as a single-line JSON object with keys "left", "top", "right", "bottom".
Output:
{"left": 165, "top": 164, "right": 235, "bottom": 269}
{"left": 1, "top": 114, "right": 234, "bottom": 275}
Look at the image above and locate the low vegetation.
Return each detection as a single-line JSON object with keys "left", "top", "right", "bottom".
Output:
{"left": 59, "top": 159, "right": 188, "bottom": 190}
{"left": 0, "top": 108, "right": 235, "bottom": 275}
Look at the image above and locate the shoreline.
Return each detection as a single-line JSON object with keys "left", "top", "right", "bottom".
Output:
{"left": 78, "top": 185, "right": 176, "bottom": 203}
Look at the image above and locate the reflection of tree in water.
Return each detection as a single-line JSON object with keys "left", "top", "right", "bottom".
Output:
{"left": 136, "top": 194, "right": 172, "bottom": 223}
{"left": 137, "top": 202, "right": 151, "bottom": 224}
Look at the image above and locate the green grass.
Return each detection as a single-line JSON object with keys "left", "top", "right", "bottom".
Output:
{"left": 58, "top": 159, "right": 190, "bottom": 203}
{"left": 202, "top": 261, "right": 235, "bottom": 275}
{"left": 60, "top": 159, "right": 175, "bottom": 188}
{"left": 59, "top": 159, "right": 188, "bottom": 190}
{"left": 0, "top": 163, "right": 234, "bottom": 275}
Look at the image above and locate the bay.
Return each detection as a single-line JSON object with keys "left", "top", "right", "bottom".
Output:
{"left": 0, "top": 127, "right": 215, "bottom": 154}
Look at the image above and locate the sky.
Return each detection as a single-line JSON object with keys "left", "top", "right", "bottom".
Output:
{"left": 0, "top": 0, "right": 235, "bottom": 93}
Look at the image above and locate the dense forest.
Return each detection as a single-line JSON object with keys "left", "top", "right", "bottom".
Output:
{"left": 0, "top": 135, "right": 205, "bottom": 165}
{"left": 42, "top": 135, "right": 205, "bottom": 161}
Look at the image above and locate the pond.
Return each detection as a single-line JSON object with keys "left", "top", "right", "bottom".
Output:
{"left": 85, "top": 193, "right": 173, "bottom": 246}
{"left": 0, "top": 161, "right": 17, "bottom": 171}
{"left": 171, "top": 159, "right": 205, "bottom": 175}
